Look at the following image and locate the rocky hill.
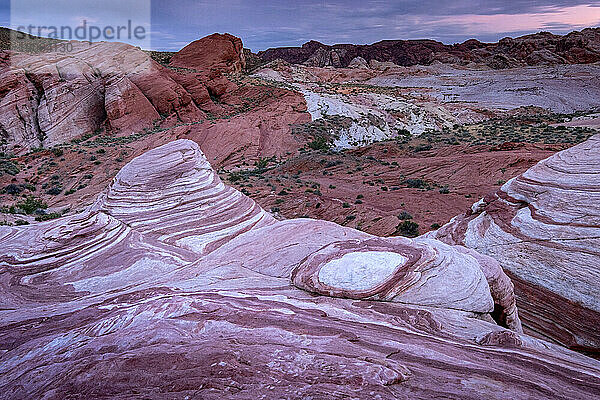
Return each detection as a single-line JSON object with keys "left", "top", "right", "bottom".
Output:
{"left": 2, "top": 139, "right": 600, "bottom": 398}
{"left": 258, "top": 28, "right": 600, "bottom": 69}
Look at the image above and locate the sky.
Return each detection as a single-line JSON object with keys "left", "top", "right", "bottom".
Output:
{"left": 2, "top": 0, "right": 600, "bottom": 51}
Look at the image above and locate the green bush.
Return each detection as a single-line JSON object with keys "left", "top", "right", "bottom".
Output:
{"left": 0, "top": 159, "right": 20, "bottom": 176}
{"left": 398, "top": 211, "right": 413, "bottom": 220}
{"left": 35, "top": 212, "right": 62, "bottom": 222}
{"left": 308, "top": 136, "right": 331, "bottom": 151}
{"left": 15, "top": 196, "right": 48, "bottom": 214}
{"left": 404, "top": 178, "right": 428, "bottom": 189}
{"left": 395, "top": 220, "right": 419, "bottom": 238}
{"left": 46, "top": 186, "right": 62, "bottom": 195}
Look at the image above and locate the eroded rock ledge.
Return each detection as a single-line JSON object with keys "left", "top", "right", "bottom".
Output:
{"left": 431, "top": 134, "right": 600, "bottom": 356}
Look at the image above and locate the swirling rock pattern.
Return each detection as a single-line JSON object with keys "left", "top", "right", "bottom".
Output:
{"left": 431, "top": 134, "right": 600, "bottom": 356}
{"left": 1, "top": 139, "right": 599, "bottom": 399}
{"left": 92, "top": 139, "right": 275, "bottom": 256}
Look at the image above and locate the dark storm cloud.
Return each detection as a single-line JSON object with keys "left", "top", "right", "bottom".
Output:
{"left": 148, "top": 0, "right": 600, "bottom": 50}
{"left": 1, "top": 0, "right": 599, "bottom": 51}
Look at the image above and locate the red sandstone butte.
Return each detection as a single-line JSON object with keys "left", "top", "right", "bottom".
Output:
{"left": 170, "top": 32, "right": 246, "bottom": 73}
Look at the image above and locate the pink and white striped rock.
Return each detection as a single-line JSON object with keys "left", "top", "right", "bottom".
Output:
{"left": 1, "top": 139, "right": 599, "bottom": 399}
{"left": 431, "top": 134, "right": 600, "bottom": 355}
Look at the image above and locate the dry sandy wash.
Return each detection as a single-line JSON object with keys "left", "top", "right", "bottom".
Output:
{"left": 1, "top": 139, "right": 599, "bottom": 399}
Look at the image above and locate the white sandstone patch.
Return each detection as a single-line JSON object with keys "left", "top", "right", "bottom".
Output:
{"left": 70, "top": 258, "right": 177, "bottom": 292}
{"left": 318, "top": 251, "right": 406, "bottom": 291}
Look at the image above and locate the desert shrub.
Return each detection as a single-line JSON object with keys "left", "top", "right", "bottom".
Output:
{"left": 404, "top": 178, "right": 427, "bottom": 189}
{"left": 414, "top": 144, "right": 433, "bottom": 152}
{"left": 0, "top": 159, "right": 20, "bottom": 176}
{"left": 254, "top": 157, "right": 274, "bottom": 171}
{"left": 3, "top": 183, "right": 35, "bottom": 195}
{"left": 395, "top": 220, "right": 419, "bottom": 238}
{"left": 15, "top": 219, "right": 29, "bottom": 226}
{"left": 3, "top": 184, "right": 23, "bottom": 195}
{"left": 15, "top": 196, "right": 47, "bottom": 214}
{"left": 51, "top": 147, "right": 64, "bottom": 157}
{"left": 308, "top": 136, "right": 331, "bottom": 151}
{"left": 439, "top": 186, "right": 450, "bottom": 194}
{"left": 228, "top": 172, "right": 242, "bottom": 182}
{"left": 46, "top": 186, "right": 62, "bottom": 195}
{"left": 342, "top": 202, "right": 351, "bottom": 208}
{"left": 430, "top": 223, "right": 441, "bottom": 229}
{"left": 398, "top": 211, "right": 413, "bottom": 220}
{"left": 35, "top": 212, "right": 62, "bottom": 222}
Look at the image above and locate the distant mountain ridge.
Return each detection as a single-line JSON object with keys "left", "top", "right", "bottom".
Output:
{"left": 257, "top": 28, "right": 600, "bottom": 69}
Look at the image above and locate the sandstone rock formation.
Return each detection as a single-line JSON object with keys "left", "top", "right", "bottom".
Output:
{"left": 348, "top": 56, "right": 368, "bottom": 68}
{"left": 1, "top": 139, "right": 599, "bottom": 398}
{"left": 258, "top": 28, "right": 600, "bottom": 69}
{"left": 430, "top": 134, "right": 600, "bottom": 356}
{"left": 170, "top": 33, "right": 246, "bottom": 73}
{"left": 0, "top": 41, "right": 208, "bottom": 154}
